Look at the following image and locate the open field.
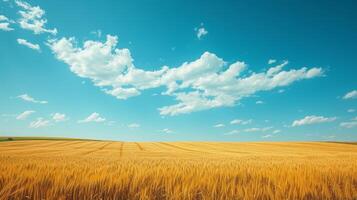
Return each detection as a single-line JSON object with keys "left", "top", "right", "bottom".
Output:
{"left": 0, "top": 140, "right": 356, "bottom": 199}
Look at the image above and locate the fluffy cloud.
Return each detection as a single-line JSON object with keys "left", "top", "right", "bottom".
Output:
{"left": 196, "top": 27, "right": 208, "bottom": 39}
{"left": 213, "top": 123, "right": 225, "bottom": 128}
{"left": 16, "top": 110, "right": 35, "bottom": 120}
{"left": 343, "top": 90, "right": 357, "bottom": 100}
{"left": 340, "top": 117, "right": 357, "bottom": 128}
{"left": 78, "top": 112, "right": 105, "bottom": 123}
{"left": 29, "top": 117, "right": 50, "bottom": 128}
{"left": 230, "top": 119, "right": 252, "bottom": 125}
{"left": 17, "top": 38, "right": 40, "bottom": 51}
{"left": 48, "top": 35, "right": 323, "bottom": 116}
{"left": 52, "top": 113, "right": 67, "bottom": 122}
{"left": 128, "top": 123, "right": 140, "bottom": 128}
{"left": 292, "top": 115, "right": 336, "bottom": 127}
{"left": 0, "top": 15, "right": 13, "bottom": 31}
{"left": 17, "top": 94, "right": 47, "bottom": 104}
{"left": 15, "top": 0, "right": 57, "bottom": 35}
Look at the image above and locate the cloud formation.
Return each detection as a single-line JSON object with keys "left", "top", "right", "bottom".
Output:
{"left": 343, "top": 90, "right": 357, "bottom": 100}
{"left": 230, "top": 119, "right": 252, "bottom": 125}
{"left": 17, "top": 38, "right": 40, "bottom": 51}
{"left": 52, "top": 113, "right": 67, "bottom": 122}
{"left": 162, "top": 128, "right": 173, "bottom": 133}
{"left": 16, "top": 110, "right": 35, "bottom": 120}
{"left": 128, "top": 123, "right": 140, "bottom": 128}
{"left": 340, "top": 117, "right": 357, "bottom": 128}
{"left": 78, "top": 112, "right": 105, "bottom": 123}
{"left": 292, "top": 115, "right": 336, "bottom": 127}
{"left": 268, "top": 59, "right": 276, "bottom": 64}
{"left": 17, "top": 94, "right": 47, "bottom": 104}
{"left": 15, "top": 0, "right": 57, "bottom": 35}
{"left": 196, "top": 27, "right": 208, "bottom": 39}
{"left": 48, "top": 35, "right": 323, "bottom": 116}
{"left": 0, "top": 15, "right": 13, "bottom": 31}
{"left": 213, "top": 123, "right": 225, "bottom": 128}
{"left": 29, "top": 117, "right": 50, "bottom": 128}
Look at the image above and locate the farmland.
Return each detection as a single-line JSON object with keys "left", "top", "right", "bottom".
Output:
{"left": 0, "top": 140, "right": 356, "bottom": 199}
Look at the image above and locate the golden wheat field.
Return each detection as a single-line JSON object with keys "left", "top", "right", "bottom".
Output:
{"left": 0, "top": 140, "right": 356, "bottom": 200}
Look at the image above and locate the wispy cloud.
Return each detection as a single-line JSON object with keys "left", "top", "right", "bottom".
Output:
{"left": 343, "top": 90, "right": 357, "bottom": 100}
{"left": 347, "top": 109, "right": 355, "bottom": 113}
{"left": 292, "top": 115, "right": 336, "bottom": 127}
{"left": 268, "top": 59, "right": 276, "bottom": 64}
{"left": 128, "top": 123, "right": 140, "bottom": 128}
{"left": 230, "top": 119, "right": 252, "bottom": 125}
{"left": 340, "top": 117, "right": 357, "bottom": 128}
{"left": 17, "top": 38, "right": 40, "bottom": 51}
{"left": 256, "top": 100, "right": 264, "bottom": 104}
{"left": 15, "top": 0, "right": 57, "bottom": 35}
{"left": 78, "top": 112, "right": 105, "bottom": 123}
{"left": 17, "top": 94, "right": 47, "bottom": 104}
{"left": 162, "top": 128, "right": 173, "bottom": 133}
{"left": 0, "top": 15, "right": 14, "bottom": 31}
{"left": 244, "top": 127, "right": 272, "bottom": 132}
{"left": 16, "top": 110, "right": 35, "bottom": 120}
{"left": 29, "top": 117, "right": 50, "bottom": 128}
{"left": 195, "top": 25, "right": 208, "bottom": 40}
{"left": 213, "top": 123, "right": 225, "bottom": 128}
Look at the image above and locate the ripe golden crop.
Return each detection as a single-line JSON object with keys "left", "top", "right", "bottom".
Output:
{"left": 0, "top": 141, "right": 356, "bottom": 199}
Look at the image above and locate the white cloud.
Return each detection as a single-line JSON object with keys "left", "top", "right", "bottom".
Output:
{"left": 29, "top": 117, "right": 50, "bottom": 128}
{"left": 244, "top": 127, "right": 272, "bottom": 132}
{"left": 272, "top": 129, "right": 281, "bottom": 134}
{"left": 268, "top": 59, "right": 276, "bottom": 64}
{"left": 343, "top": 90, "right": 357, "bottom": 100}
{"left": 0, "top": 15, "right": 13, "bottom": 31}
{"left": 230, "top": 119, "right": 252, "bottom": 125}
{"left": 162, "top": 128, "right": 173, "bottom": 133}
{"left": 0, "top": 15, "right": 8, "bottom": 21}
{"left": 52, "top": 113, "right": 67, "bottom": 122}
{"left": 91, "top": 29, "right": 102, "bottom": 38}
{"left": 48, "top": 35, "right": 323, "bottom": 116}
{"left": 262, "top": 134, "right": 273, "bottom": 138}
{"left": 78, "top": 112, "right": 105, "bottom": 123}
{"left": 213, "top": 123, "right": 225, "bottom": 128}
{"left": 16, "top": 110, "right": 35, "bottom": 120}
{"left": 347, "top": 109, "right": 355, "bottom": 113}
{"left": 17, "top": 94, "right": 47, "bottom": 104}
{"left": 15, "top": 0, "right": 57, "bottom": 35}
{"left": 0, "top": 22, "right": 13, "bottom": 31}
{"left": 292, "top": 115, "right": 336, "bottom": 127}
{"left": 256, "top": 100, "right": 264, "bottom": 104}
{"left": 196, "top": 27, "right": 208, "bottom": 39}
{"left": 128, "top": 123, "right": 140, "bottom": 128}
{"left": 17, "top": 38, "right": 40, "bottom": 51}
{"left": 340, "top": 117, "right": 357, "bottom": 128}
{"left": 224, "top": 130, "right": 240, "bottom": 135}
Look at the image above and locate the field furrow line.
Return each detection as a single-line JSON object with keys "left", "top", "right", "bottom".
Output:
{"left": 158, "top": 142, "right": 208, "bottom": 154}
{"left": 119, "top": 142, "right": 124, "bottom": 157}
{"left": 135, "top": 142, "right": 144, "bottom": 151}
{"left": 82, "top": 142, "right": 112, "bottom": 155}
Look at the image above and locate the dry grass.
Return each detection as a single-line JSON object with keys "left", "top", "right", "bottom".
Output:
{"left": 0, "top": 140, "right": 356, "bottom": 199}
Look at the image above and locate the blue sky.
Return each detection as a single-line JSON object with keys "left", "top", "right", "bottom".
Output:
{"left": 0, "top": 0, "right": 356, "bottom": 141}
